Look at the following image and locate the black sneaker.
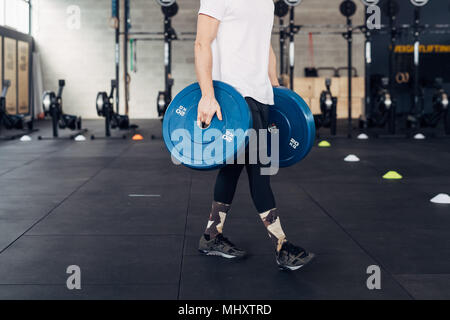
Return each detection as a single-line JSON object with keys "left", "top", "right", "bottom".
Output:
{"left": 276, "top": 242, "right": 315, "bottom": 271}
{"left": 198, "top": 234, "right": 247, "bottom": 259}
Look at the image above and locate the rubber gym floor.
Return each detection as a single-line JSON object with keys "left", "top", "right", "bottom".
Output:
{"left": 0, "top": 120, "right": 449, "bottom": 300}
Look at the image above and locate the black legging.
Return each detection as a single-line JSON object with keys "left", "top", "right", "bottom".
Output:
{"left": 214, "top": 97, "right": 276, "bottom": 213}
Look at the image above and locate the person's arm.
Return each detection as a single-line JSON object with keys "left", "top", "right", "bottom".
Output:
{"left": 269, "top": 45, "right": 280, "bottom": 87}
{"left": 194, "top": 14, "right": 222, "bottom": 127}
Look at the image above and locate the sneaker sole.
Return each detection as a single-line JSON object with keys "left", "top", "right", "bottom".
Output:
{"left": 277, "top": 253, "right": 316, "bottom": 271}
{"left": 199, "top": 249, "right": 239, "bottom": 259}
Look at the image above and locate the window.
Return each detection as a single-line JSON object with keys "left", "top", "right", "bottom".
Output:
{"left": 0, "top": 0, "right": 31, "bottom": 34}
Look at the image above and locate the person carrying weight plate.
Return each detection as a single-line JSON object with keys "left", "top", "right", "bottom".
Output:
{"left": 195, "top": 0, "right": 315, "bottom": 271}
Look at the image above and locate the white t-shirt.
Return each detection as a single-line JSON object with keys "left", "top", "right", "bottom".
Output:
{"left": 199, "top": 0, "right": 275, "bottom": 105}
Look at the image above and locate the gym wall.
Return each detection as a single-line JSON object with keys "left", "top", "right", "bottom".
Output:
{"left": 370, "top": 1, "right": 450, "bottom": 115}
{"left": 32, "top": 0, "right": 365, "bottom": 119}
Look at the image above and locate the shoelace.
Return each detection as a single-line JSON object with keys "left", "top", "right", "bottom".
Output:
{"left": 283, "top": 242, "right": 306, "bottom": 258}
{"left": 216, "top": 234, "right": 235, "bottom": 247}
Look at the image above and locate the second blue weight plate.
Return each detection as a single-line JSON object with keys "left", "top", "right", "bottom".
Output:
{"left": 269, "top": 87, "right": 316, "bottom": 168}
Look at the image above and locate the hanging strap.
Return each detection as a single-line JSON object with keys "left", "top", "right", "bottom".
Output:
{"left": 130, "top": 39, "right": 134, "bottom": 72}
{"left": 308, "top": 32, "right": 315, "bottom": 68}
{"left": 129, "top": 39, "right": 137, "bottom": 73}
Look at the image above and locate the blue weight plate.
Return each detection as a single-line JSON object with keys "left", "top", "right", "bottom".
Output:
{"left": 163, "top": 81, "right": 252, "bottom": 170}
{"left": 269, "top": 87, "right": 316, "bottom": 168}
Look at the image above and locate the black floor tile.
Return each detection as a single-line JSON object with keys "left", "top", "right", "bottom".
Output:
{"left": 395, "top": 274, "right": 450, "bottom": 300}
{"left": 301, "top": 182, "right": 450, "bottom": 225}
{"left": 0, "top": 120, "right": 449, "bottom": 299}
{"left": 0, "top": 284, "right": 178, "bottom": 300}
{"left": 28, "top": 195, "right": 187, "bottom": 236}
{"left": 0, "top": 195, "right": 60, "bottom": 220}
{"left": 346, "top": 224, "right": 450, "bottom": 275}
{"left": 300, "top": 182, "right": 450, "bottom": 274}
{"left": 179, "top": 253, "right": 410, "bottom": 300}
{"left": 0, "top": 220, "right": 36, "bottom": 252}
{"left": 0, "top": 161, "right": 29, "bottom": 175}
{"left": 0, "top": 177, "right": 87, "bottom": 196}
{"left": 76, "top": 167, "right": 191, "bottom": 197}
{"left": 0, "top": 235, "right": 183, "bottom": 285}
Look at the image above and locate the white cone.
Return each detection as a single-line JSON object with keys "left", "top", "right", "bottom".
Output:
{"left": 357, "top": 133, "right": 369, "bottom": 140}
{"left": 414, "top": 133, "right": 426, "bottom": 140}
{"left": 20, "top": 135, "right": 32, "bottom": 142}
{"left": 430, "top": 194, "right": 450, "bottom": 204}
{"left": 344, "top": 154, "right": 360, "bottom": 162}
{"left": 74, "top": 135, "right": 86, "bottom": 142}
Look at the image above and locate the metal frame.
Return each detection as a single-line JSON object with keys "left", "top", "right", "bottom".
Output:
{"left": 160, "top": 9, "right": 176, "bottom": 117}
{"left": 276, "top": 4, "right": 302, "bottom": 89}
{"left": 123, "top": 0, "right": 130, "bottom": 115}
{"left": 113, "top": 0, "right": 120, "bottom": 114}
{"left": 359, "top": 8, "right": 373, "bottom": 129}
{"left": 342, "top": 16, "right": 354, "bottom": 138}
{"left": 411, "top": 6, "right": 424, "bottom": 120}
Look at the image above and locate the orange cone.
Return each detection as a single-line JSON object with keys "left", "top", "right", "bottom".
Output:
{"left": 132, "top": 134, "right": 144, "bottom": 141}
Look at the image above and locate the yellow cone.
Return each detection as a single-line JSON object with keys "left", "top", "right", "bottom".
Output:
{"left": 318, "top": 140, "right": 331, "bottom": 148}
{"left": 383, "top": 171, "right": 403, "bottom": 180}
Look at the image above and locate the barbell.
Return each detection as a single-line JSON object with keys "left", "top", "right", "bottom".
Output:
{"left": 162, "top": 82, "right": 315, "bottom": 170}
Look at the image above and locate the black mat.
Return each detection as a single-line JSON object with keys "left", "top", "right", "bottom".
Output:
{"left": 0, "top": 119, "right": 448, "bottom": 300}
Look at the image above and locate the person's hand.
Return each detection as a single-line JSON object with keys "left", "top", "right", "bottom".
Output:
{"left": 197, "top": 95, "right": 223, "bottom": 128}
